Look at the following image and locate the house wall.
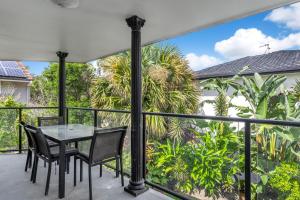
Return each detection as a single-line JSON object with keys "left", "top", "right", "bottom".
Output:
{"left": 199, "top": 72, "right": 300, "bottom": 117}
{"left": 0, "top": 80, "right": 31, "bottom": 104}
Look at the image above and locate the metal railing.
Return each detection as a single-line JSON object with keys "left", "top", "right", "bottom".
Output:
{"left": 1, "top": 106, "right": 300, "bottom": 200}
{"left": 67, "top": 107, "right": 300, "bottom": 200}
{"left": 0, "top": 106, "right": 58, "bottom": 153}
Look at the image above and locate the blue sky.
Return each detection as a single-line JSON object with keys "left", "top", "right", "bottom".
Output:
{"left": 24, "top": 2, "right": 300, "bottom": 74}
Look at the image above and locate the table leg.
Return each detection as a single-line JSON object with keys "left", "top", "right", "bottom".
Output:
{"left": 59, "top": 141, "right": 66, "bottom": 199}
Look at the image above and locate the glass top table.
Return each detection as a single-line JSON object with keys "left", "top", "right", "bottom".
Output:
{"left": 40, "top": 124, "right": 96, "bottom": 199}
{"left": 41, "top": 124, "right": 95, "bottom": 143}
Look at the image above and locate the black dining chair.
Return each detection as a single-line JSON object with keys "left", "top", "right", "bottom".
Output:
{"left": 74, "top": 126, "right": 127, "bottom": 200}
{"left": 20, "top": 121, "right": 34, "bottom": 172}
{"left": 25, "top": 125, "right": 78, "bottom": 196}
{"left": 38, "top": 116, "right": 64, "bottom": 168}
{"left": 21, "top": 122, "right": 59, "bottom": 174}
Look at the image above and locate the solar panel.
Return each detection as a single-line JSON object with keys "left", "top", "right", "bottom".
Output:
{"left": 0, "top": 61, "right": 26, "bottom": 78}
{"left": 0, "top": 67, "right": 6, "bottom": 76}
{"left": 5, "top": 68, "right": 26, "bottom": 77}
{"left": 1, "top": 61, "right": 19, "bottom": 69}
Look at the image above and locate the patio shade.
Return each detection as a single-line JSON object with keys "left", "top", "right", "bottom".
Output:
{"left": 0, "top": 0, "right": 298, "bottom": 62}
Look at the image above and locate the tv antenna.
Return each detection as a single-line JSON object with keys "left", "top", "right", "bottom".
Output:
{"left": 260, "top": 44, "right": 271, "bottom": 54}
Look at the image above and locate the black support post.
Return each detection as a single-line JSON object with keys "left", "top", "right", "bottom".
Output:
{"left": 66, "top": 107, "right": 69, "bottom": 124}
{"left": 244, "top": 122, "right": 251, "bottom": 200}
{"left": 18, "top": 108, "right": 22, "bottom": 154}
{"left": 57, "top": 51, "right": 68, "bottom": 124}
{"left": 124, "top": 15, "right": 148, "bottom": 196}
{"left": 93, "top": 110, "right": 98, "bottom": 127}
{"left": 142, "top": 113, "right": 146, "bottom": 179}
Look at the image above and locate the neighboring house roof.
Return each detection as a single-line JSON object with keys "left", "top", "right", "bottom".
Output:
{"left": 0, "top": 61, "right": 32, "bottom": 81}
{"left": 194, "top": 50, "right": 300, "bottom": 80}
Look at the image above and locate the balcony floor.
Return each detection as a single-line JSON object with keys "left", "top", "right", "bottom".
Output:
{"left": 0, "top": 154, "right": 172, "bottom": 200}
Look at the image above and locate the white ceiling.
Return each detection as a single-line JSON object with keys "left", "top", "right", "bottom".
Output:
{"left": 0, "top": 0, "right": 298, "bottom": 62}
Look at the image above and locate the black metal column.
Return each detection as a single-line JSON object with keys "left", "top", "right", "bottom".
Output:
{"left": 56, "top": 51, "right": 68, "bottom": 124}
{"left": 93, "top": 110, "right": 98, "bottom": 127}
{"left": 124, "top": 15, "right": 148, "bottom": 196}
{"left": 18, "top": 108, "right": 22, "bottom": 154}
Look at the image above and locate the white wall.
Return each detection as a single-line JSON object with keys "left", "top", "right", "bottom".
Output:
{"left": 0, "top": 80, "right": 31, "bottom": 104}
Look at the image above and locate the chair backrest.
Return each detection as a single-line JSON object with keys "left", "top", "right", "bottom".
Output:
{"left": 38, "top": 116, "right": 63, "bottom": 127}
{"left": 25, "top": 125, "right": 50, "bottom": 157}
{"left": 89, "top": 126, "right": 127, "bottom": 163}
{"left": 20, "top": 121, "right": 34, "bottom": 149}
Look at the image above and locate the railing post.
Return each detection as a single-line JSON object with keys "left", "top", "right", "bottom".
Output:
{"left": 80, "top": 110, "right": 84, "bottom": 124}
{"left": 244, "top": 122, "right": 251, "bottom": 200}
{"left": 18, "top": 108, "right": 22, "bottom": 154}
{"left": 66, "top": 107, "right": 69, "bottom": 124}
{"left": 93, "top": 110, "right": 98, "bottom": 127}
{"left": 142, "top": 113, "right": 146, "bottom": 179}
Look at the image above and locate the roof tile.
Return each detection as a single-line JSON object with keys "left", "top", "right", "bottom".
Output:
{"left": 194, "top": 50, "right": 300, "bottom": 80}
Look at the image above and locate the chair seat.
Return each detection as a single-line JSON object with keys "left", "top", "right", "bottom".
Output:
{"left": 47, "top": 139, "right": 59, "bottom": 147}
{"left": 76, "top": 151, "right": 119, "bottom": 164}
{"left": 50, "top": 146, "right": 78, "bottom": 158}
{"left": 76, "top": 151, "right": 90, "bottom": 162}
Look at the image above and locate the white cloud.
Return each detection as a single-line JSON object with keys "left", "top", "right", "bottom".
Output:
{"left": 185, "top": 53, "right": 222, "bottom": 71}
{"left": 265, "top": 2, "right": 300, "bottom": 30}
{"left": 214, "top": 28, "right": 300, "bottom": 60}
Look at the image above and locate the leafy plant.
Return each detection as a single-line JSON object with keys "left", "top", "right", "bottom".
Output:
{"left": 269, "top": 162, "right": 300, "bottom": 200}
{"left": 147, "top": 121, "right": 242, "bottom": 199}
{"left": 236, "top": 73, "right": 286, "bottom": 119}
{"left": 147, "top": 140, "right": 192, "bottom": 193}
{"left": 189, "top": 122, "right": 241, "bottom": 199}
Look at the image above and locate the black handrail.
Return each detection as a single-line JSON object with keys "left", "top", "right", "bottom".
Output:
{"left": 143, "top": 111, "right": 300, "bottom": 127}
{"left": 0, "top": 106, "right": 57, "bottom": 109}
{"left": 68, "top": 107, "right": 300, "bottom": 127}
{"left": 67, "top": 107, "right": 131, "bottom": 113}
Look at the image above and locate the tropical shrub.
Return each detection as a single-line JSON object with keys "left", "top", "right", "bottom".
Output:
{"left": 269, "top": 162, "right": 300, "bottom": 200}
{"left": 147, "top": 121, "right": 242, "bottom": 199}
{"left": 0, "top": 97, "right": 25, "bottom": 151}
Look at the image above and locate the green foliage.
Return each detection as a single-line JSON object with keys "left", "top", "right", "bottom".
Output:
{"left": 189, "top": 122, "right": 241, "bottom": 199}
{"left": 236, "top": 73, "right": 286, "bottom": 119}
{"left": 269, "top": 162, "right": 300, "bottom": 200}
{"left": 147, "top": 121, "right": 241, "bottom": 199}
{"left": 151, "top": 140, "right": 192, "bottom": 193}
{"left": 200, "top": 71, "right": 241, "bottom": 116}
{"left": 292, "top": 80, "right": 300, "bottom": 103}
{"left": 214, "top": 92, "right": 229, "bottom": 116}
{"left": 0, "top": 96, "right": 25, "bottom": 151}
{"left": 31, "top": 62, "right": 95, "bottom": 107}
{"left": 91, "top": 45, "right": 199, "bottom": 139}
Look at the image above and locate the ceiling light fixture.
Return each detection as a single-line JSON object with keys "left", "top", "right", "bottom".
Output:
{"left": 51, "top": 0, "right": 79, "bottom": 8}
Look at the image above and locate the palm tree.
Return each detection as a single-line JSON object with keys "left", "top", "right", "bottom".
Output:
{"left": 91, "top": 45, "right": 199, "bottom": 139}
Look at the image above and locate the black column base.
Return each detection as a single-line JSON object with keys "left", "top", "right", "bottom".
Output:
{"left": 124, "top": 185, "right": 149, "bottom": 196}
{"left": 124, "top": 180, "right": 149, "bottom": 196}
